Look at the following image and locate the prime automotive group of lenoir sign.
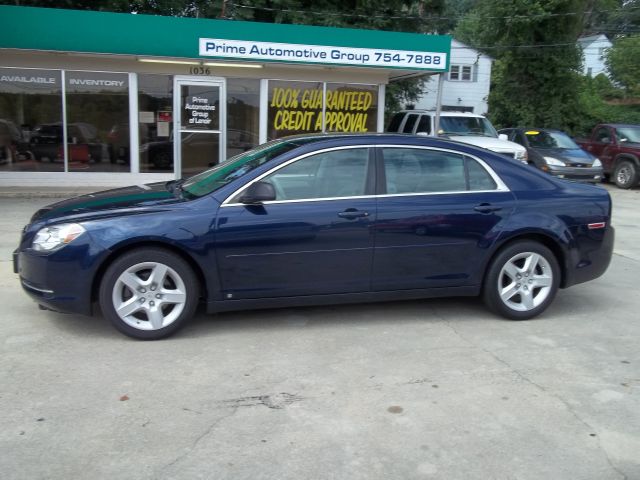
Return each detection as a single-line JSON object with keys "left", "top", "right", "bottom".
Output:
{"left": 0, "top": 5, "right": 450, "bottom": 187}
{"left": 200, "top": 39, "right": 447, "bottom": 69}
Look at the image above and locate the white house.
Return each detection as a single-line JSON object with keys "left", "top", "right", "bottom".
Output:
{"left": 412, "top": 39, "right": 493, "bottom": 115}
{"left": 578, "top": 34, "right": 612, "bottom": 78}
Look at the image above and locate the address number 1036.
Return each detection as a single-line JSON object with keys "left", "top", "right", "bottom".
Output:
{"left": 189, "top": 66, "right": 212, "bottom": 75}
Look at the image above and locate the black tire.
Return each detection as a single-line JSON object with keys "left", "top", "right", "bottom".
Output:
{"left": 613, "top": 160, "right": 638, "bottom": 189}
{"left": 483, "top": 241, "right": 560, "bottom": 320}
{"left": 99, "top": 248, "right": 199, "bottom": 340}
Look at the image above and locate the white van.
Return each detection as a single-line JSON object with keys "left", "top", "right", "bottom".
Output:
{"left": 387, "top": 110, "right": 528, "bottom": 163}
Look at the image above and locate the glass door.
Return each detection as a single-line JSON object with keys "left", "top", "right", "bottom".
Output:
{"left": 173, "top": 77, "right": 226, "bottom": 177}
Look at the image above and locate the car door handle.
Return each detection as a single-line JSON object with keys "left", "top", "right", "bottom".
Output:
{"left": 474, "top": 203, "right": 502, "bottom": 214}
{"left": 338, "top": 209, "right": 369, "bottom": 220}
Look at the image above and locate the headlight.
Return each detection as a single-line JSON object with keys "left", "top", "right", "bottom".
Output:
{"left": 514, "top": 150, "right": 528, "bottom": 163}
{"left": 543, "top": 156, "right": 565, "bottom": 166}
{"left": 32, "top": 223, "right": 85, "bottom": 252}
{"left": 592, "top": 159, "right": 602, "bottom": 168}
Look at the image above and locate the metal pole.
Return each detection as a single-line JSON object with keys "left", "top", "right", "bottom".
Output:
{"left": 434, "top": 73, "right": 445, "bottom": 136}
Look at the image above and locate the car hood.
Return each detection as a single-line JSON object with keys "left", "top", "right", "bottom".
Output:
{"left": 30, "top": 182, "right": 183, "bottom": 223}
{"left": 446, "top": 135, "right": 526, "bottom": 153}
{"left": 535, "top": 147, "right": 597, "bottom": 164}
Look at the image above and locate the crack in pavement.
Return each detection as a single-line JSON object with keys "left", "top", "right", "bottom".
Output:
{"left": 431, "top": 306, "right": 628, "bottom": 480}
{"left": 160, "top": 406, "right": 240, "bottom": 476}
{"left": 217, "top": 392, "right": 304, "bottom": 410}
{"left": 612, "top": 252, "right": 640, "bottom": 264}
{"left": 159, "top": 393, "right": 303, "bottom": 476}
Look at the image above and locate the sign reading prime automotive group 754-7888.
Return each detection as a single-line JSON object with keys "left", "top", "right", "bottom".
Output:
{"left": 199, "top": 38, "right": 447, "bottom": 71}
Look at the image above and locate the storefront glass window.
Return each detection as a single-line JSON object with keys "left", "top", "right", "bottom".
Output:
{"left": 227, "top": 79, "right": 260, "bottom": 159}
{"left": 324, "top": 83, "right": 377, "bottom": 133}
{"left": 267, "top": 80, "right": 323, "bottom": 140}
{"left": 65, "top": 71, "right": 129, "bottom": 172}
{"left": 138, "top": 74, "right": 173, "bottom": 172}
{"left": 0, "top": 67, "right": 63, "bottom": 172}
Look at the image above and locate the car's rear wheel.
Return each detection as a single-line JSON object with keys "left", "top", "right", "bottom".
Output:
{"left": 613, "top": 160, "right": 638, "bottom": 189}
{"left": 99, "top": 248, "right": 199, "bottom": 339}
{"left": 483, "top": 241, "right": 559, "bottom": 320}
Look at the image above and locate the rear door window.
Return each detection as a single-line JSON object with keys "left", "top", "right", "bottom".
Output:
{"left": 386, "top": 112, "right": 405, "bottom": 132}
{"left": 381, "top": 147, "right": 497, "bottom": 194}
{"left": 416, "top": 115, "right": 431, "bottom": 134}
{"left": 595, "top": 127, "right": 612, "bottom": 143}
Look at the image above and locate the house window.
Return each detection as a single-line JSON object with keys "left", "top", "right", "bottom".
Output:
{"left": 448, "top": 65, "right": 474, "bottom": 82}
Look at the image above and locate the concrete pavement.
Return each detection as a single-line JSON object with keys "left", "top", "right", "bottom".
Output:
{"left": 0, "top": 185, "right": 638, "bottom": 479}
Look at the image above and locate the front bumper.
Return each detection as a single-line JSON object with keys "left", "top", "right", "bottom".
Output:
{"left": 546, "top": 165, "right": 603, "bottom": 183}
{"left": 14, "top": 239, "right": 102, "bottom": 316}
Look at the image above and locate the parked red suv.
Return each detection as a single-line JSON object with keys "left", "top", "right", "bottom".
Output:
{"left": 576, "top": 124, "right": 640, "bottom": 189}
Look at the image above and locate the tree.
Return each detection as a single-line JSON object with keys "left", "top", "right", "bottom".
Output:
{"left": 2, "top": 0, "right": 447, "bottom": 118}
{"left": 226, "top": 0, "right": 446, "bottom": 116}
{"left": 455, "top": 0, "right": 588, "bottom": 130}
{"left": 582, "top": 0, "right": 640, "bottom": 37}
{"left": 606, "top": 35, "right": 640, "bottom": 97}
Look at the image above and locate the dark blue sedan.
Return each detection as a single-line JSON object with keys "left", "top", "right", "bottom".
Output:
{"left": 14, "top": 134, "right": 614, "bottom": 339}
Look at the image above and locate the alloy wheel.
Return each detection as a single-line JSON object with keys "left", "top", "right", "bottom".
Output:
{"left": 111, "top": 261, "right": 187, "bottom": 330}
{"left": 497, "top": 251, "right": 553, "bottom": 312}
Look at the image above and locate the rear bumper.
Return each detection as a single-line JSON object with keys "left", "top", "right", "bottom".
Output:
{"left": 564, "top": 226, "right": 614, "bottom": 288}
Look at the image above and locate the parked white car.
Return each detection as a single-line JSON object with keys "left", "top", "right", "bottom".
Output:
{"left": 387, "top": 110, "right": 528, "bottom": 163}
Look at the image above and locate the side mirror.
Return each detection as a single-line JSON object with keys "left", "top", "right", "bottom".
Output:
{"left": 241, "top": 181, "right": 276, "bottom": 204}
{"left": 600, "top": 137, "right": 611, "bottom": 144}
{"left": 498, "top": 133, "right": 508, "bottom": 141}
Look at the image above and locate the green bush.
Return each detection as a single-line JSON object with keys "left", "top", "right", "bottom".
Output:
{"left": 573, "top": 76, "right": 640, "bottom": 136}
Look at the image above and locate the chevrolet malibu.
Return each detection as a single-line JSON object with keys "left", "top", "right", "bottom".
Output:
{"left": 14, "top": 134, "right": 614, "bottom": 339}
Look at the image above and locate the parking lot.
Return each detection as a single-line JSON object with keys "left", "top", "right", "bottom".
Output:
{"left": 0, "top": 185, "right": 638, "bottom": 480}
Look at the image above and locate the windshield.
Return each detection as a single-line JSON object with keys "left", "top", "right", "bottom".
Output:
{"left": 439, "top": 116, "right": 498, "bottom": 138}
{"left": 525, "top": 130, "right": 579, "bottom": 149}
{"left": 180, "top": 138, "right": 311, "bottom": 198}
{"left": 617, "top": 127, "right": 640, "bottom": 143}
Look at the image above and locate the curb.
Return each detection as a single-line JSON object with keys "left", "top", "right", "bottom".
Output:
{"left": 0, "top": 189, "right": 100, "bottom": 199}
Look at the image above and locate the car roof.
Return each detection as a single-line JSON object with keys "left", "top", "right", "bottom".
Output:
{"left": 397, "top": 110, "right": 485, "bottom": 119}
{"left": 600, "top": 123, "right": 640, "bottom": 128}
{"left": 518, "top": 128, "right": 568, "bottom": 134}
{"left": 277, "top": 132, "right": 468, "bottom": 144}
{"left": 275, "top": 132, "right": 511, "bottom": 158}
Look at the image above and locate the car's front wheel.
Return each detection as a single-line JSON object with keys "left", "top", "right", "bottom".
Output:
{"left": 99, "top": 248, "right": 199, "bottom": 339}
{"left": 483, "top": 241, "right": 560, "bottom": 320}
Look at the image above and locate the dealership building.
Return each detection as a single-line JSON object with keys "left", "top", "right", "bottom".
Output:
{"left": 0, "top": 5, "right": 450, "bottom": 187}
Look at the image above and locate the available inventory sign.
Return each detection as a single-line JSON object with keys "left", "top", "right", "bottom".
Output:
{"left": 199, "top": 38, "right": 447, "bottom": 71}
